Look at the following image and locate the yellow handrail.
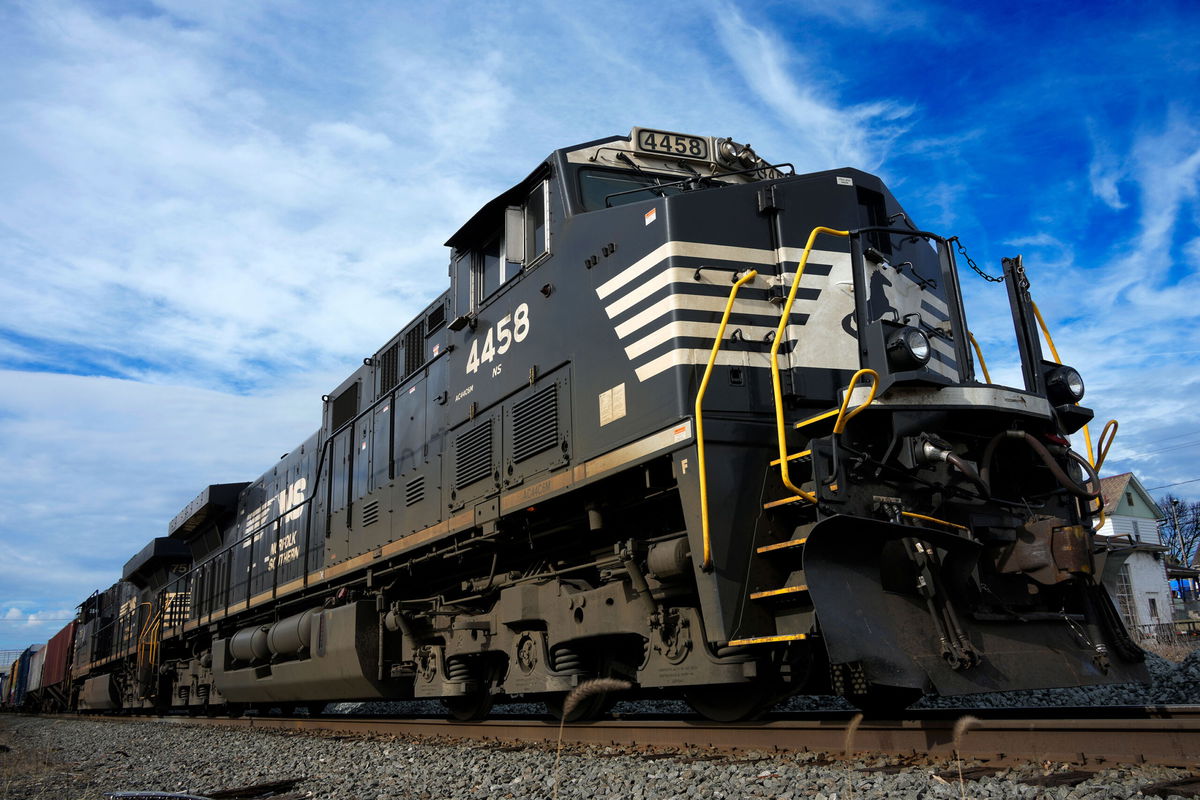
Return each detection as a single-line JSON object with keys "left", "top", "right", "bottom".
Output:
{"left": 771, "top": 227, "right": 850, "bottom": 503}
{"left": 1094, "top": 419, "right": 1118, "bottom": 472}
{"left": 1030, "top": 302, "right": 1063, "bottom": 364}
{"left": 696, "top": 269, "right": 759, "bottom": 572}
{"left": 968, "top": 331, "right": 992, "bottom": 383}
{"left": 832, "top": 369, "right": 880, "bottom": 434}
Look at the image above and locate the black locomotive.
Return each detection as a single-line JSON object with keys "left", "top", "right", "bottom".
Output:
{"left": 56, "top": 128, "right": 1145, "bottom": 721}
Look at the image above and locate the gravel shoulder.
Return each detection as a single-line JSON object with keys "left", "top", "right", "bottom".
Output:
{"left": 1, "top": 715, "right": 1196, "bottom": 800}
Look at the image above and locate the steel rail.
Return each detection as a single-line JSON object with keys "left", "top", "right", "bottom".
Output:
{"left": 50, "top": 710, "right": 1200, "bottom": 768}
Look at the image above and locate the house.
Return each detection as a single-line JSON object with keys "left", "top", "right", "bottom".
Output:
{"left": 1094, "top": 472, "right": 1174, "bottom": 633}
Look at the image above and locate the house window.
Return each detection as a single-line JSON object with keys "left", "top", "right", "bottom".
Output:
{"left": 1115, "top": 565, "right": 1136, "bottom": 627}
{"left": 1148, "top": 597, "right": 1159, "bottom": 620}
{"left": 1126, "top": 492, "right": 1134, "bottom": 506}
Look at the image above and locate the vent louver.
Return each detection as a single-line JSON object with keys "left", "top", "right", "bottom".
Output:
{"left": 378, "top": 342, "right": 400, "bottom": 394}
{"left": 403, "top": 321, "right": 426, "bottom": 379}
{"left": 427, "top": 302, "right": 446, "bottom": 333}
{"left": 455, "top": 420, "right": 493, "bottom": 490}
{"left": 512, "top": 384, "right": 558, "bottom": 463}
{"left": 405, "top": 476, "right": 425, "bottom": 507}
{"left": 361, "top": 500, "right": 380, "bottom": 527}
{"left": 330, "top": 383, "right": 359, "bottom": 432}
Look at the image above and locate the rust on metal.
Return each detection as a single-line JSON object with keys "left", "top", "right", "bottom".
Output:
{"left": 68, "top": 711, "right": 1200, "bottom": 769}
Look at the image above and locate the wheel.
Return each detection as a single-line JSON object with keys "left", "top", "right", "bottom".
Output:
{"left": 443, "top": 692, "right": 494, "bottom": 722}
{"left": 684, "top": 682, "right": 778, "bottom": 722}
{"left": 848, "top": 684, "right": 923, "bottom": 718}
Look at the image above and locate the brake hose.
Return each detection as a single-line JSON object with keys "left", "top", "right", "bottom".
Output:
{"left": 980, "top": 430, "right": 1100, "bottom": 501}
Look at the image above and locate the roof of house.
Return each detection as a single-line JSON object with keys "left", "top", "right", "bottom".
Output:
{"left": 1099, "top": 473, "right": 1133, "bottom": 515}
{"left": 1168, "top": 562, "right": 1200, "bottom": 579}
{"left": 1099, "top": 472, "right": 1165, "bottom": 519}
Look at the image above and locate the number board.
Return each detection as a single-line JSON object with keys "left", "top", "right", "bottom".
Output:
{"left": 634, "top": 128, "right": 710, "bottom": 161}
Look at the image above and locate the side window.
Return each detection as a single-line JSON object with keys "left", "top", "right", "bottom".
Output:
{"left": 456, "top": 178, "right": 551, "bottom": 314}
{"left": 525, "top": 181, "right": 548, "bottom": 262}
{"left": 454, "top": 251, "right": 472, "bottom": 316}
{"left": 479, "top": 234, "right": 503, "bottom": 302}
{"left": 475, "top": 225, "right": 525, "bottom": 305}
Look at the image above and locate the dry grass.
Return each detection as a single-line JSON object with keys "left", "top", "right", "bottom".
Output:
{"left": 1138, "top": 637, "right": 1199, "bottom": 663}
{"left": 552, "top": 678, "right": 633, "bottom": 800}
{"left": 951, "top": 715, "right": 980, "bottom": 800}
{"left": 0, "top": 719, "right": 68, "bottom": 800}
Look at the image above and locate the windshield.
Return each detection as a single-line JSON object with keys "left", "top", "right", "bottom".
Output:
{"left": 578, "top": 167, "right": 687, "bottom": 212}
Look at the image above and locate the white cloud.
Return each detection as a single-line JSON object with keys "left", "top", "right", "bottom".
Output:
{"left": 0, "top": 368, "right": 338, "bottom": 646}
{"left": 712, "top": 4, "right": 914, "bottom": 170}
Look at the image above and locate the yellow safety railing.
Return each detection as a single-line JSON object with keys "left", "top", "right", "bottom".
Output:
{"left": 968, "top": 332, "right": 992, "bottom": 383}
{"left": 135, "top": 602, "right": 154, "bottom": 666}
{"left": 136, "top": 602, "right": 165, "bottom": 677}
{"left": 770, "top": 227, "right": 850, "bottom": 503}
{"left": 1094, "top": 418, "right": 1118, "bottom": 472}
{"left": 695, "top": 269, "right": 759, "bottom": 572}
{"left": 832, "top": 368, "right": 880, "bottom": 434}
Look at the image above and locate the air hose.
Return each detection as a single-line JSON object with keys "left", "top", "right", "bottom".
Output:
{"left": 980, "top": 430, "right": 1100, "bottom": 501}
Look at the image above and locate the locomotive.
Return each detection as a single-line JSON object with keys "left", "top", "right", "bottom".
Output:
{"left": 34, "top": 128, "right": 1148, "bottom": 721}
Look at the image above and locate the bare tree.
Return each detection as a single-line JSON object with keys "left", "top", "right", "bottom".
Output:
{"left": 1157, "top": 493, "right": 1200, "bottom": 566}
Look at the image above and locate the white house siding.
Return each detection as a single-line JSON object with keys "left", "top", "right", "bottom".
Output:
{"left": 1120, "top": 551, "right": 1174, "bottom": 628}
{"left": 1097, "top": 515, "right": 1162, "bottom": 545}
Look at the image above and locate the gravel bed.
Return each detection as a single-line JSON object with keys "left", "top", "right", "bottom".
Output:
{"left": 1, "top": 715, "right": 1195, "bottom": 800}
{"left": 329, "top": 649, "right": 1200, "bottom": 718}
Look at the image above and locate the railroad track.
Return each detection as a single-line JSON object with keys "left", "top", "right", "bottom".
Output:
{"left": 58, "top": 707, "right": 1200, "bottom": 768}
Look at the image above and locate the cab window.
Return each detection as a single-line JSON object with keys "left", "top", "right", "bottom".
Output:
{"left": 455, "top": 179, "right": 550, "bottom": 313}
{"left": 578, "top": 167, "right": 684, "bottom": 211}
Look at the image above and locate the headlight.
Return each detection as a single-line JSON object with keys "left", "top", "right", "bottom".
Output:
{"left": 1047, "top": 365, "right": 1085, "bottom": 404}
{"left": 886, "top": 326, "right": 931, "bottom": 370}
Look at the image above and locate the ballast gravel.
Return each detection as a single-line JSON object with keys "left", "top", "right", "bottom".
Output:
{"left": 330, "top": 648, "right": 1200, "bottom": 718}
{"left": 0, "top": 715, "right": 1195, "bottom": 800}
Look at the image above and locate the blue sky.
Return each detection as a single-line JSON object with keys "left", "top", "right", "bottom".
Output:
{"left": 1, "top": 0, "right": 1198, "bottom": 649}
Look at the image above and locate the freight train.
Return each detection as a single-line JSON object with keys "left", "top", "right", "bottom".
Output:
{"left": 3, "top": 128, "right": 1146, "bottom": 721}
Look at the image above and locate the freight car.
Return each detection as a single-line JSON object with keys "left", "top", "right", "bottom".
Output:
{"left": 60, "top": 128, "right": 1144, "bottom": 721}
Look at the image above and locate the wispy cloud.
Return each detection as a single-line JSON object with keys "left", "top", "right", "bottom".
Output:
{"left": 712, "top": 4, "right": 914, "bottom": 170}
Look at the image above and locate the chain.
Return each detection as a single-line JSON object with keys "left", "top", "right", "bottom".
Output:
{"left": 948, "top": 236, "right": 1004, "bottom": 282}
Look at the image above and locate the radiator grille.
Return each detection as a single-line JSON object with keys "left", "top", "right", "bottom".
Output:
{"left": 455, "top": 420, "right": 493, "bottom": 490}
{"left": 512, "top": 384, "right": 558, "bottom": 463}
{"left": 378, "top": 342, "right": 400, "bottom": 394}
{"left": 362, "top": 499, "right": 380, "bottom": 527}
{"left": 330, "top": 383, "right": 359, "bottom": 432}
{"left": 405, "top": 476, "right": 425, "bottom": 507}
{"left": 427, "top": 302, "right": 446, "bottom": 332}
{"left": 403, "top": 321, "right": 426, "bottom": 379}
